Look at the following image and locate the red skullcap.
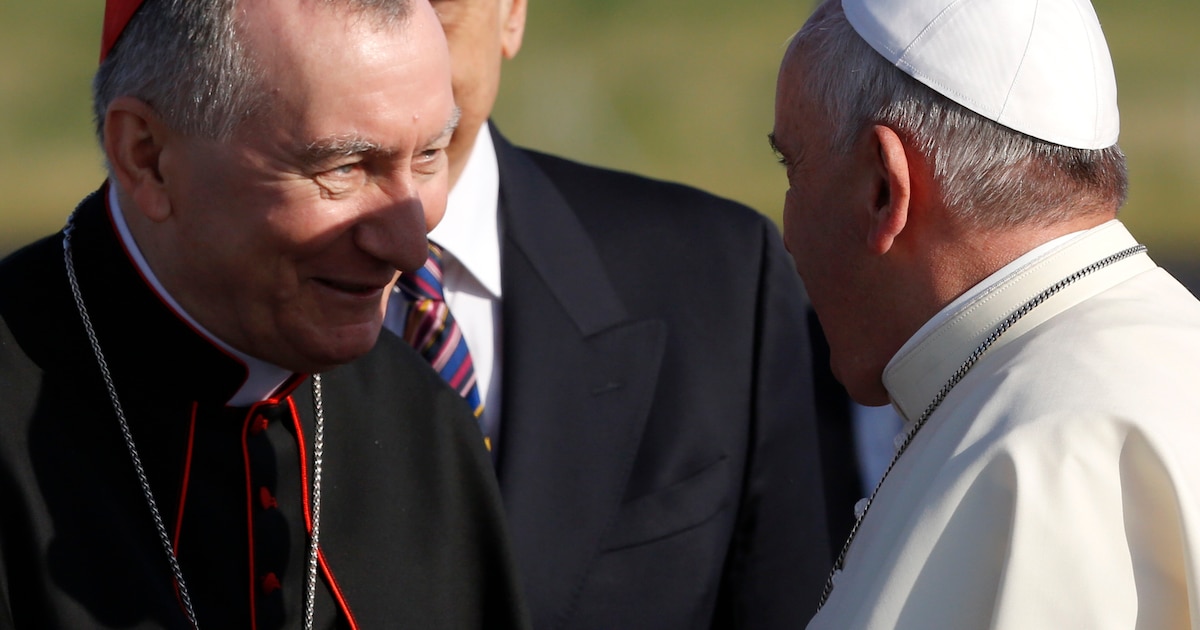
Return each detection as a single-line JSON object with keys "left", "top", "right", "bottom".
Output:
{"left": 100, "top": 0, "right": 147, "bottom": 62}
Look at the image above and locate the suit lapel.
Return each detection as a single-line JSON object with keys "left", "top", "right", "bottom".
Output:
{"left": 492, "top": 129, "right": 667, "bottom": 627}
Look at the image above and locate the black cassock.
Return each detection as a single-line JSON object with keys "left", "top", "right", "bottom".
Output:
{"left": 0, "top": 187, "right": 529, "bottom": 629}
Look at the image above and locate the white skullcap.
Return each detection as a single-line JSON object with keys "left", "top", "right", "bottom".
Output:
{"left": 841, "top": 0, "right": 1120, "bottom": 149}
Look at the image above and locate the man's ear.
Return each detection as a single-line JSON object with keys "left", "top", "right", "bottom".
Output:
{"left": 500, "top": 0, "right": 528, "bottom": 60}
{"left": 866, "top": 124, "right": 912, "bottom": 256}
{"left": 103, "top": 96, "right": 172, "bottom": 222}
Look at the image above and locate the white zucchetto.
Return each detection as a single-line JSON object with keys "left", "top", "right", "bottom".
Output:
{"left": 842, "top": 0, "right": 1120, "bottom": 149}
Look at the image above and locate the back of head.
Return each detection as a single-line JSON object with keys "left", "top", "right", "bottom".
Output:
{"left": 92, "top": 0, "right": 413, "bottom": 147}
{"left": 793, "top": 0, "right": 1128, "bottom": 230}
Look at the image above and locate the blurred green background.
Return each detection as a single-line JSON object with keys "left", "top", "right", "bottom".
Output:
{"left": 3, "top": 0, "right": 1198, "bottom": 264}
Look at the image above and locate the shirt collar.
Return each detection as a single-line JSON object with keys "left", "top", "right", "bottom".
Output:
{"left": 883, "top": 219, "right": 1150, "bottom": 422}
{"left": 108, "top": 186, "right": 293, "bottom": 406}
{"left": 427, "top": 122, "right": 503, "bottom": 298}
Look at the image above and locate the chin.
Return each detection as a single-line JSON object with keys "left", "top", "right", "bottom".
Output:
{"left": 293, "top": 326, "right": 384, "bottom": 373}
{"left": 328, "top": 333, "right": 383, "bottom": 367}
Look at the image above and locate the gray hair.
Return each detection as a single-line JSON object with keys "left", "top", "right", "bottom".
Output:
{"left": 92, "top": 0, "right": 412, "bottom": 147}
{"left": 793, "top": 0, "right": 1128, "bottom": 229}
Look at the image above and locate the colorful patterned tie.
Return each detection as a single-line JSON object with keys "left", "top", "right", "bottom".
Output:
{"left": 394, "top": 243, "right": 486, "bottom": 424}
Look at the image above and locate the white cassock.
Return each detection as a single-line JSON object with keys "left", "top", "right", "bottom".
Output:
{"left": 810, "top": 220, "right": 1200, "bottom": 629}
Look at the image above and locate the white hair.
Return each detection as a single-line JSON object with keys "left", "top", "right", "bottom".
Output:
{"left": 791, "top": 0, "right": 1128, "bottom": 229}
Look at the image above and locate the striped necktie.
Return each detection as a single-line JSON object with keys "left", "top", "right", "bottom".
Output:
{"left": 394, "top": 243, "right": 485, "bottom": 422}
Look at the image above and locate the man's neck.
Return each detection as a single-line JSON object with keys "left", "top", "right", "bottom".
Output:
{"left": 853, "top": 210, "right": 1119, "bottom": 404}
{"left": 108, "top": 185, "right": 293, "bottom": 405}
{"left": 926, "top": 211, "right": 1118, "bottom": 310}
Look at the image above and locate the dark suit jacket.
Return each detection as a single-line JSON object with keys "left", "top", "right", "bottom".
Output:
{"left": 807, "top": 309, "right": 866, "bottom": 554}
{"left": 489, "top": 127, "right": 831, "bottom": 629}
{"left": 0, "top": 189, "right": 529, "bottom": 628}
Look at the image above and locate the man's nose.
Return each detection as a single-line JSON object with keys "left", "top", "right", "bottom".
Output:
{"left": 353, "top": 179, "right": 430, "bottom": 273}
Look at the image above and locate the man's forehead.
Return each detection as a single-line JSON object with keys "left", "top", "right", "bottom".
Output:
{"left": 774, "top": 53, "right": 814, "bottom": 123}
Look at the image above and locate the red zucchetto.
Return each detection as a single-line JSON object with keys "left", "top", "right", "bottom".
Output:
{"left": 100, "top": 0, "right": 146, "bottom": 62}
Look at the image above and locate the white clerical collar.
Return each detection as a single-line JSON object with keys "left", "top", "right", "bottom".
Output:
{"left": 108, "top": 185, "right": 293, "bottom": 406}
{"left": 428, "top": 122, "right": 502, "bottom": 298}
{"left": 883, "top": 219, "right": 1152, "bottom": 422}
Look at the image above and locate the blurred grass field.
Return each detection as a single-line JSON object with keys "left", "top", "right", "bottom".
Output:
{"left": 2, "top": 0, "right": 1198, "bottom": 260}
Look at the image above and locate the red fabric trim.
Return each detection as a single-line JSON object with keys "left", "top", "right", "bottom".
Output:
{"left": 286, "top": 394, "right": 358, "bottom": 627}
{"left": 167, "top": 401, "right": 200, "bottom": 617}
{"left": 173, "top": 402, "right": 199, "bottom": 554}
{"left": 319, "top": 549, "right": 360, "bottom": 629}
{"left": 289, "top": 396, "right": 312, "bottom": 529}
{"left": 241, "top": 405, "right": 260, "bottom": 630}
{"left": 269, "top": 373, "right": 306, "bottom": 403}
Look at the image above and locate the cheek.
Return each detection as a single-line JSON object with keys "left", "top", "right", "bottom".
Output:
{"left": 781, "top": 187, "right": 810, "bottom": 267}
{"left": 177, "top": 164, "right": 293, "bottom": 250}
{"left": 221, "top": 196, "right": 350, "bottom": 287}
{"left": 269, "top": 180, "right": 371, "bottom": 240}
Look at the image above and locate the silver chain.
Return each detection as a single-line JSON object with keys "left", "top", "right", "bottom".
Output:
{"left": 816, "top": 244, "right": 1147, "bottom": 610}
{"left": 305, "top": 373, "right": 325, "bottom": 630}
{"left": 62, "top": 209, "right": 325, "bottom": 630}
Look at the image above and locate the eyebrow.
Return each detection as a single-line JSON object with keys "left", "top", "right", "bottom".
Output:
{"left": 297, "top": 106, "right": 462, "bottom": 167}
{"left": 438, "top": 106, "right": 463, "bottom": 144}
{"left": 300, "top": 135, "right": 387, "bottom": 167}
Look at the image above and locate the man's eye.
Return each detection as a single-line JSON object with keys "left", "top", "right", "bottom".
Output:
{"left": 329, "top": 163, "right": 359, "bottom": 176}
{"left": 413, "top": 148, "right": 446, "bottom": 176}
{"left": 314, "top": 162, "right": 367, "bottom": 197}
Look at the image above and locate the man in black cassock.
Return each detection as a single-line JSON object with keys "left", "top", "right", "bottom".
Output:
{"left": 0, "top": 0, "right": 529, "bottom": 627}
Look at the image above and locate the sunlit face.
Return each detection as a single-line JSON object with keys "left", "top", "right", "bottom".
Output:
{"left": 773, "top": 38, "right": 887, "bottom": 403}
{"left": 151, "top": 0, "right": 457, "bottom": 373}
{"left": 430, "top": 0, "right": 525, "bottom": 184}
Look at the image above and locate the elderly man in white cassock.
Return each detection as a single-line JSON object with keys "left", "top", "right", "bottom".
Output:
{"left": 772, "top": 0, "right": 1200, "bottom": 627}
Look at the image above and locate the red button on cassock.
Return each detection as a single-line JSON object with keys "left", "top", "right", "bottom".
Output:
{"left": 249, "top": 414, "right": 269, "bottom": 436}
{"left": 260, "top": 572, "right": 281, "bottom": 595}
{"left": 259, "top": 486, "right": 278, "bottom": 510}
